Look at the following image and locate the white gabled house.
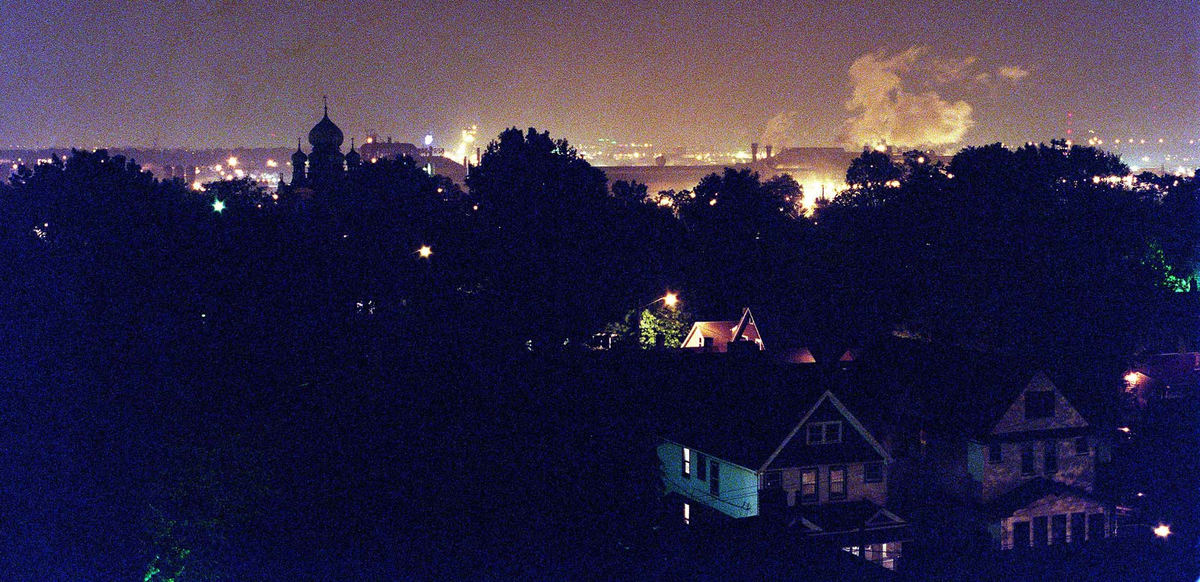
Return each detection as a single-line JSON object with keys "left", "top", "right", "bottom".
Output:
{"left": 659, "top": 389, "right": 909, "bottom": 570}
{"left": 680, "top": 308, "right": 764, "bottom": 353}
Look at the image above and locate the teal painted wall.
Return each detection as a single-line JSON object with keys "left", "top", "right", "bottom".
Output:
{"left": 658, "top": 440, "right": 759, "bottom": 519}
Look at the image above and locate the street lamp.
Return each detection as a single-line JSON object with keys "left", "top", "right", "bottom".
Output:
{"left": 1154, "top": 523, "right": 1171, "bottom": 539}
{"left": 417, "top": 245, "right": 432, "bottom": 259}
{"left": 663, "top": 292, "right": 679, "bottom": 308}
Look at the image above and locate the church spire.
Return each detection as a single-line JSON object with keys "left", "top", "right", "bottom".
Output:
{"left": 322, "top": 95, "right": 328, "bottom": 118}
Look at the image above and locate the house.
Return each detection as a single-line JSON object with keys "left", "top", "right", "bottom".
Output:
{"left": 680, "top": 308, "right": 764, "bottom": 353}
{"left": 658, "top": 387, "right": 910, "bottom": 570}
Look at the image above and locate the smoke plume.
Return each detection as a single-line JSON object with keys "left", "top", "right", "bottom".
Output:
{"left": 759, "top": 111, "right": 802, "bottom": 150}
{"left": 839, "top": 47, "right": 975, "bottom": 149}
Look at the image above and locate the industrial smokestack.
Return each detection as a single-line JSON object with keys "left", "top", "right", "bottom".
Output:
{"left": 751, "top": 142, "right": 759, "bottom": 162}
{"left": 766, "top": 145, "right": 773, "bottom": 159}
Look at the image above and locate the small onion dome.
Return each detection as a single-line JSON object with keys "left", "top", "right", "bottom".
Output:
{"left": 291, "top": 139, "right": 307, "bottom": 164}
{"left": 345, "top": 138, "right": 361, "bottom": 165}
{"left": 308, "top": 108, "right": 344, "bottom": 149}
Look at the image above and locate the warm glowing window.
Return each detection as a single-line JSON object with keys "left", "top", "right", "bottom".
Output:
{"left": 806, "top": 421, "right": 843, "bottom": 445}
{"left": 801, "top": 468, "right": 818, "bottom": 503}
{"left": 682, "top": 502, "right": 690, "bottom": 525}
{"left": 829, "top": 466, "right": 847, "bottom": 500}
{"left": 681, "top": 447, "right": 691, "bottom": 478}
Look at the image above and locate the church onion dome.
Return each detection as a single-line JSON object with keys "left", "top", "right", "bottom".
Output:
{"left": 291, "top": 139, "right": 307, "bottom": 163}
{"left": 308, "top": 109, "right": 344, "bottom": 148}
{"left": 345, "top": 138, "right": 361, "bottom": 165}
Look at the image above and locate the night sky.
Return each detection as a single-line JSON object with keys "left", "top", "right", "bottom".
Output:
{"left": 2, "top": 0, "right": 1198, "bottom": 152}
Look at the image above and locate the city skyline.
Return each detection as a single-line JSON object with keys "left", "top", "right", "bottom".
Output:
{"left": 1, "top": 0, "right": 1198, "bottom": 155}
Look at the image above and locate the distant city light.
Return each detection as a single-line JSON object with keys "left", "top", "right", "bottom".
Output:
{"left": 265, "top": 159, "right": 278, "bottom": 168}
{"left": 424, "top": 134, "right": 433, "bottom": 146}
{"left": 417, "top": 245, "right": 432, "bottom": 258}
{"left": 227, "top": 156, "right": 239, "bottom": 167}
{"left": 191, "top": 180, "right": 204, "bottom": 191}
{"left": 1118, "top": 426, "right": 1132, "bottom": 433}
{"left": 212, "top": 198, "right": 225, "bottom": 213}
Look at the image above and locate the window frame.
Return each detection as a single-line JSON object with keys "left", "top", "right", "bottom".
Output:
{"left": 987, "top": 442, "right": 1003, "bottom": 464}
{"left": 1075, "top": 436, "right": 1089, "bottom": 456}
{"left": 1025, "top": 391, "right": 1055, "bottom": 420}
{"left": 761, "top": 470, "right": 782, "bottom": 490}
{"left": 800, "top": 467, "right": 819, "bottom": 503}
{"left": 681, "top": 447, "right": 691, "bottom": 478}
{"left": 1044, "top": 440, "right": 1058, "bottom": 475}
{"left": 828, "top": 465, "right": 847, "bottom": 500}
{"left": 697, "top": 453, "right": 707, "bottom": 481}
{"left": 806, "top": 421, "right": 844, "bottom": 445}
{"left": 863, "top": 461, "right": 884, "bottom": 483}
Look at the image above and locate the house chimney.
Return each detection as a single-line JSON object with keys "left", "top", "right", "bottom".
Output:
{"left": 751, "top": 142, "right": 759, "bottom": 162}
{"left": 766, "top": 145, "right": 773, "bottom": 159}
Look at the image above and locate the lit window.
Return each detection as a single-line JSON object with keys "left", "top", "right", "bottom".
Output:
{"left": 829, "top": 466, "right": 846, "bottom": 500}
{"left": 806, "top": 421, "right": 843, "bottom": 445}
{"left": 683, "top": 502, "right": 690, "bottom": 525}
{"left": 864, "top": 462, "right": 884, "bottom": 483}
{"left": 682, "top": 447, "right": 691, "bottom": 478}
{"left": 801, "top": 468, "right": 818, "bottom": 503}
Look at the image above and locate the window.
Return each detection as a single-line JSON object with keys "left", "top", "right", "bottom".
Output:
{"left": 1020, "top": 444, "right": 1035, "bottom": 475}
{"left": 987, "top": 443, "right": 1003, "bottom": 464}
{"left": 1025, "top": 391, "right": 1055, "bottom": 419}
{"left": 1032, "top": 516, "right": 1048, "bottom": 546}
{"left": 1075, "top": 436, "right": 1089, "bottom": 456}
{"left": 801, "top": 468, "right": 818, "bottom": 503}
{"left": 709, "top": 462, "right": 720, "bottom": 496}
{"left": 806, "top": 421, "right": 843, "bottom": 444}
{"left": 829, "top": 466, "right": 847, "bottom": 500}
{"left": 1012, "top": 521, "right": 1031, "bottom": 549}
{"left": 762, "top": 471, "right": 782, "bottom": 489}
{"left": 864, "top": 462, "right": 884, "bottom": 483}
{"left": 697, "top": 454, "right": 707, "bottom": 481}
{"left": 1044, "top": 441, "right": 1058, "bottom": 474}
{"left": 683, "top": 502, "right": 690, "bottom": 525}
{"left": 702, "top": 336, "right": 714, "bottom": 348}
{"left": 681, "top": 447, "right": 691, "bottom": 478}
{"left": 1051, "top": 514, "right": 1067, "bottom": 545}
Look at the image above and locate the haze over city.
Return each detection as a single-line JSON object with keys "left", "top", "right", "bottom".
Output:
{"left": 2, "top": 0, "right": 1198, "bottom": 158}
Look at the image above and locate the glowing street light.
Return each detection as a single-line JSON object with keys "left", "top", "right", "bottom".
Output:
{"left": 1154, "top": 523, "right": 1171, "bottom": 539}
{"left": 227, "top": 156, "right": 239, "bottom": 167}
{"left": 212, "top": 198, "right": 226, "bottom": 213}
{"left": 417, "top": 245, "right": 432, "bottom": 258}
{"left": 664, "top": 292, "right": 679, "bottom": 308}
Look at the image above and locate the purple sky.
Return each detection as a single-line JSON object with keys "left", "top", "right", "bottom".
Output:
{"left": 1, "top": 0, "right": 1197, "bottom": 153}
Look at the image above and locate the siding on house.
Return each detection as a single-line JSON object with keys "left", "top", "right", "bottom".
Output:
{"left": 658, "top": 440, "right": 759, "bottom": 519}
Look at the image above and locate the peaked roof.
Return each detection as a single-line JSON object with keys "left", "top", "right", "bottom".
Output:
{"left": 983, "top": 478, "right": 1108, "bottom": 519}
{"left": 760, "top": 390, "right": 893, "bottom": 471}
{"left": 682, "top": 308, "right": 763, "bottom": 349}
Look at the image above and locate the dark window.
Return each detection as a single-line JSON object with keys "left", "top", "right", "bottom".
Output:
{"left": 1051, "top": 514, "right": 1067, "bottom": 545}
{"left": 1025, "top": 391, "right": 1055, "bottom": 419}
{"left": 702, "top": 336, "right": 714, "bottom": 348}
{"left": 1071, "top": 513, "right": 1086, "bottom": 543}
{"left": 807, "top": 421, "right": 843, "bottom": 445}
{"left": 829, "top": 466, "right": 847, "bottom": 500}
{"left": 709, "top": 462, "right": 720, "bottom": 496}
{"left": 801, "top": 468, "right": 818, "bottom": 503}
{"left": 988, "top": 443, "right": 1003, "bottom": 464}
{"left": 1020, "top": 444, "right": 1035, "bottom": 475}
{"left": 1044, "top": 441, "right": 1058, "bottom": 474}
{"left": 697, "top": 454, "right": 707, "bottom": 481}
{"left": 1088, "top": 513, "right": 1106, "bottom": 541}
{"left": 1075, "top": 436, "right": 1089, "bottom": 456}
{"left": 762, "top": 471, "right": 781, "bottom": 489}
{"left": 1032, "top": 516, "right": 1048, "bottom": 546}
{"left": 864, "top": 462, "right": 884, "bottom": 483}
{"left": 1012, "top": 521, "right": 1031, "bottom": 549}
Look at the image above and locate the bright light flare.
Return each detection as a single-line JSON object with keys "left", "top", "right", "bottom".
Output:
{"left": 227, "top": 156, "right": 239, "bottom": 167}
{"left": 417, "top": 245, "right": 432, "bottom": 258}
{"left": 212, "top": 198, "right": 225, "bottom": 213}
{"left": 663, "top": 292, "right": 679, "bottom": 308}
{"left": 1154, "top": 524, "right": 1171, "bottom": 539}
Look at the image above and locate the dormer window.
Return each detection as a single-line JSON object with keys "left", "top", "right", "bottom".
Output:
{"left": 1025, "top": 391, "right": 1055, "bottom": 420}
{"left": 807, "top": 421, "right": 843, "bottom": 445}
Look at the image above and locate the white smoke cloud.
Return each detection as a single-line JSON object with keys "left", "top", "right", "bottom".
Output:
{"left": 998, "top": 65, "right": 1030, "bottom": 82}
{"left": 839, "top": 47, "right": 975, "bottom": 149}
{"left": 759, "top": 111, "right": 802, "bottom": 149}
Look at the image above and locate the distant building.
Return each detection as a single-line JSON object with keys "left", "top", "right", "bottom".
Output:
{"left": 279, "top": 100, "right": 359, "bottom": 197}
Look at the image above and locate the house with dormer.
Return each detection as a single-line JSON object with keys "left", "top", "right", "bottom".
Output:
{"left": 658, "top": 387, "right": 910, "bottom": 570}
{"left": 680, "top": 308, "right": 764, "bottom": 353}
